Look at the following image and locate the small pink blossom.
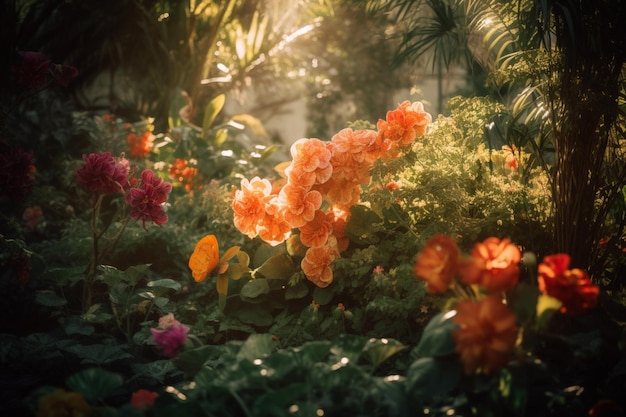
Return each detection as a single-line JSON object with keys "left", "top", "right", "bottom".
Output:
{"left": 125, "top": 170, "right": 172, "bottom": 227}
{"left": 150, "top": 314, "right": 188, "bottom": 357}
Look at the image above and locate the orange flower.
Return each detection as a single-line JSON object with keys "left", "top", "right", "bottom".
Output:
{"left": 299, "top": 209, "right": 333, "bottom": 248}
{"left": 414, "top": 234, "right": 460, "bottom": 294}
{"left": 537, "top": 254, "right": 599, "bottom": 315}
{"left": 376, "top": 100, "right": 431, "bottom": 156}
{"left": 278, "top": 183, "right": 323, "bottom": 228}
{"left": 287, "top": 138, "right": 333, "bottom": 187}
{"left": 453, "top": 295, "right": 519, "bottom": 374}
{"left": 327, "top": 208, "right": 350, "bottom": 252}
{"left": 168, "top": 158, "right": 198, "bottom": 191}
{"left": 232, "top": 177, "right": 274, "bottom": 238}
{"left": 258, "top": 197, "right": 291, "bottom": 245}
{"left": 459, "top": 237, "right": 521, "bottom": 293}
{"left": 331, "top": 128, "right": 379, "bottom": 164}
{"left": 127, "top": 131, "right": 155, "bottom": 158}
{"left": 36, "top": 389, "right": 91, "bottom": 417}
{"left": 130, "top": 389, "right": 159, "bottom": 411}
{"left": 301, "top": 238, "right": 340, "bottom": 287}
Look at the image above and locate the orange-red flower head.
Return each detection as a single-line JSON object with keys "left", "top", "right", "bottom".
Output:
{"left": 414, "top": 234, "right": 460, "bottom": 294}
{"left": 459, "top": 237, "right": 521, "bottom": 293}
{"left": 376, "top": 100, "right": 431, "bottom": 156}
{"left": 453, "top": 295, "right": 519, "bottom": 374}
{"left": 537, "top": 254, "right": 599, "bottom": 315}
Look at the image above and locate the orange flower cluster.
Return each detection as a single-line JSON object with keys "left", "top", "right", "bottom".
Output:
{"left": 168, "top": 158, "right": 198, "bottom": 192}
{"left": 414, "top": 235, "right": 521, "bottom": 295}
{"left": 232, "top": 101, "right": 432, "bottom": 287}
{"left": 538, "top": 254, "right": 599, "bottom": 315}
{"left": 414, "top": 235, "right": 521, "bottom": 375}
{"left": 127, "top": 130, "right": 155, "bottom": 158}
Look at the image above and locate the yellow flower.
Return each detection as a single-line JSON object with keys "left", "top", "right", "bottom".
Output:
{"left": 37, "top": 389, "right": 91, "bottom": 417}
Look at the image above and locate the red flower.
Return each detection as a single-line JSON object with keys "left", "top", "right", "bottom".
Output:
{"left": 537, "top": 254, "right": 599, "bottom": 315}
{"left": 150, "top": 313, "right": 189, "bottom": 357}
{"left": 414, "top": 234, "right": 460, "bottom": 294}
{"left": 125, "top": 170, "right": 172, "bottom": 227}
{"left": 75, "top": 152, "right": 129, "bottom": 195}
{"left": 453, "top": 295, "right": 519, "bottom": 374}
{"left": 459, "top": 237, "right": 521, "bottom": 293}
{"left": 130, "top": 389, "right": 159, "bottom": 411}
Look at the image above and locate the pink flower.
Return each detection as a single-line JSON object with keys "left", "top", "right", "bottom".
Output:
{"left": 125, "top": 170, "right": 172, "bottom": 227}
{"left": 75, "top": 152, "right": 129, "bottom": 195}
{"left": 150, "top": 314, "right": 189, "bottom": 357}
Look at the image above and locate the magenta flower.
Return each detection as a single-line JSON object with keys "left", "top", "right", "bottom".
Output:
{"left": 150, "top": 314, "right": 189, "bottom": 357}
{"left": 75, "top": 152, "right": 129, "bottom": 195}
{"left": 125, "top": 169, "right": 172, "bottom": 227}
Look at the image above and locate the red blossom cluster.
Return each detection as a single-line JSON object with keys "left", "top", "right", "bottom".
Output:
{"left": 75, "top": 152, "right": 171, "bottom": 227}
{"left": 232, "top": 101, "right": 432, "bottom": 287}
{"left": 413, "top": 234, "right": 599, "bottom": 375}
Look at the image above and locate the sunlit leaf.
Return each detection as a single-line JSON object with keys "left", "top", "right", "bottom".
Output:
{"left": 216, "top": 274, "right": 229, "bottom": 297}
{"left": 255, "top": 253, "right": 294, "bottom": 280}
{"left": 202, "top": 93, "right": 225, "bottom": 133}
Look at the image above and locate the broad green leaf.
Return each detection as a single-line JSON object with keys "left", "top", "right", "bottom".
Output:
{"left": 329, "top": 334, "right": 369, "bottom": 365}
{"left": 255, "top": 253, "right": 294, "bottom": 280}
{"left": 312, "top": 285, "right": 335, "bottom": 305}
{"left": 202, "top": 93, "right": 225, "bottom": 133}
{"left": 236, "top": 334, "right": 278, "bottom": 362}
{"left": 236, "top": 306, "right": 274, "bottom": 327}
{"left": 285, "top": 280, "right": 309, "bottom": 300}
{"left": 240, "top": 278, "right": 270, "bottom": 299}
{"left": 66, "top": 368, "right": 123, "bottom": 403}
{"left": 406, "top": 357, "right": 462, "bottom": 399}
{"left": 364, "top": 338, "right": 408, "bottom": 369}
{"left": 345, "top": 205, "right": 384, "bottom": 244}
{"left": 414, "top": 311, "right": 458, "bottom": 357}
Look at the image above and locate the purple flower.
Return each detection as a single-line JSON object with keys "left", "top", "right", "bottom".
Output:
{"left": 125, "top": 170, "right": 172, "bottom": 227}
{"left": 150, "top": 314, "right": 189, "bottom": 357}
{"left": 75, "top": 152, "right": 129, "bottom": 195}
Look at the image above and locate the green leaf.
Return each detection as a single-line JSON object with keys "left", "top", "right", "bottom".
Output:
{"left": 66, "top": 368, "right": 123, "bottom": 403}
{"left": 406, "top": 357, "right": 462, "bottom": 398}
{"left": 202, "top": 93, "right": 225, "bottom": 133}
{"left": 253, "top": 242, "right": 286, "bottom": 268}
{"left": 312, "top": 285, "right": 335, "bottom": 305}
{"left": 172, "top": 345, "right": 227, "bottom": 377}
{"left": 236, "top": 306, "right": 274, "bottom": 327}
{"left": 62, "top": 343, "right": 133, "bottom": 366}
{"left": 329, "top": 334, "right": 369, "bottom": 365}
{"left": 414, "top": 311, "right": 458, "bottom": 357}
{"left": 240, "top": 278, "right": 270, "bottom": 299}
{"left": 98, "top": 264, "right": 150, "bottom": 286}
{"left": 35, "top": 290, "right": 67, "bottom": 307}
{"left": 236, "top": 334, "right": 278, "bottom": 362}
{"left": 285, "top": 280, "right": 309, "bottom": 300}
{"left": 147, "top": 278, "right": 182, "bottom": 291}
{"left": 255, "top": 253, "right": 294, "bottom": 280}
{"left": 364, "top": 338, "right": 408, "bottom": 369}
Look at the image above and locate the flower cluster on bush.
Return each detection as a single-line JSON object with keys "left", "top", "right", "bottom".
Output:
{"left": 231, "top": 101, "right": 432, "bottom": 288}
{"left": 413, "top": 233, "right": 599, "bottom": 376}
